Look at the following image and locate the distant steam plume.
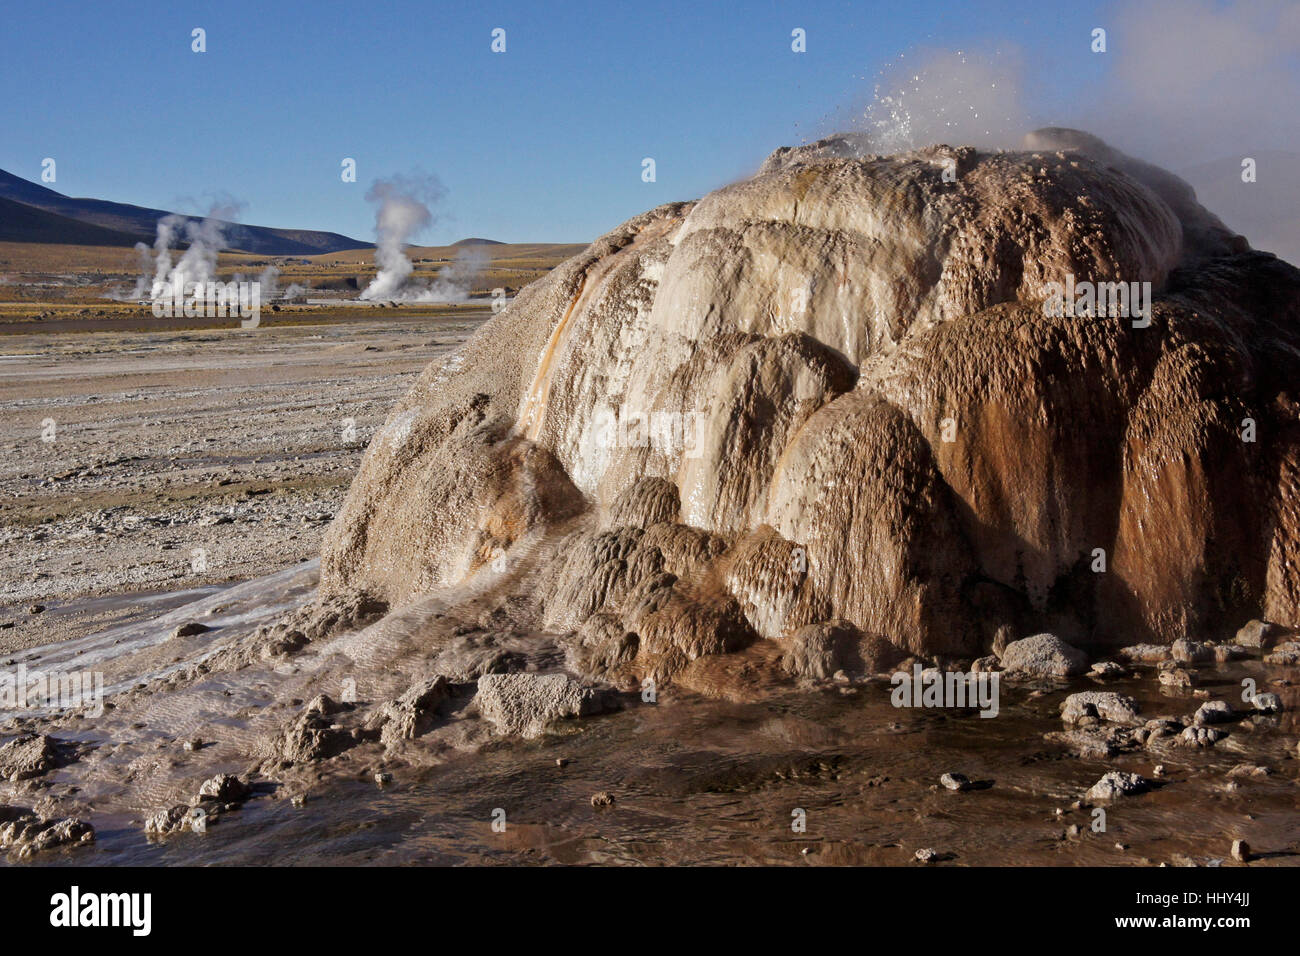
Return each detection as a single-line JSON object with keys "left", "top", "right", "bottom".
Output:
{"left": 130, "top": 199, "right": 245, "bottom": 300}
{"left": 359, "top": 173, "right": 444, "bottom": 301}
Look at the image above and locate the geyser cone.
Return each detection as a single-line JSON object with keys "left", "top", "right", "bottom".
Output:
{"left": 319, "top": 129, "right": 1300, "bottom": 687}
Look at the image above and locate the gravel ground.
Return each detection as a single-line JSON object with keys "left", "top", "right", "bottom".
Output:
{"left": 0, "top": 313, "right": 486, "bottom": 649}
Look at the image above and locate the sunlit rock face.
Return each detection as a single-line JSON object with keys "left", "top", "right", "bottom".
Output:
{"left": 321, "top": 128, "right": 1300, "bottom": 685}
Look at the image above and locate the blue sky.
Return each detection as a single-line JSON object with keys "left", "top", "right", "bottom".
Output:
{"left": 0, "top": 0, "right": 1167, "bottom": 243}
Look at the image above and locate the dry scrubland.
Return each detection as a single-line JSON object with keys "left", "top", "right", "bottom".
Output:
{"left": 0, "top": 240, "right": 585, "bottom": 312}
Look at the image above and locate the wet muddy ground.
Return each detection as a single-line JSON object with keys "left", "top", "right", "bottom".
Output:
{"left": 3, "top": 315, "right": 1298, "bottom": 867}
{"left": 7, "top": 559, "right": 1298, "bottom": 867}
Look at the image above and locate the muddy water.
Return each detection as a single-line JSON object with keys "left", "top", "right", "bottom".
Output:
{"left": 18, "top": 641, "right": 1300, "bottom": 867}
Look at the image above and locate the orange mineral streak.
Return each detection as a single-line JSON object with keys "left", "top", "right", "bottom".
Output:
{"left": 517, "top": 220, "right": 677, "bottom": 441}
{"left": 518, "top": 274, "right": 587, "bottom": 441}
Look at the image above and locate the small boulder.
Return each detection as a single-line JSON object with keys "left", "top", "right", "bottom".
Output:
{"left": 1089, "top": 661, "right": 1125, "bottom": 678}
{"left": 276, "top": 695, "right": 358, "bottom": 763}
{"left": 1043, "top": 729, "right": 1121, "bottom": 759}
{"left": 1179, "top": 725, "right": 1228, "bottom": 747}
{"left": 1214, "top": 644, "right": 1248, "bottom": 663}
{"left": 1194, "top": 700, "right": 1234, "bottom": 725}
{"left": 1061, "top": 691, "right": 1140, "bottom": 726}
{"left": 144, "top": 805, "right": 197, "bottom": 836}
{"left": 1171, "top": 639, "right": 1213, "bottom": 663}
{"left": 1086, "top": 771, "right": 1152, "bottom": 802}
{"left": 940, "top": 772, "right": 972, "bottom": 791}
{"left": 1265, "top": 642, "right": 1300, "bottom": 665}
{"left": 197, "top": 773, "right": 250, "bottom": 802}
{"left": 781, "top": 621, "right": 904, "bottom": 679}
{"left": 1227, "top": 764, "right": 1272, "bottom": 779}
{"left": 1252, "top": 692, "right": 1282, "bottom": 714}
{"left": 1234, "top": 620, "right": 1285, "bottom": 649}
{"left": 1000, "top": 634, "right": 1088, "bottom": 677}
{"left": 475, "top": 673, "right": 615, "bottom": 738}
{"left": 1116, "top": 644, "right": 1171, "bottom": 664}
{"left": 0, "top": 734, "right": 61, "bottom": 782}
{"left": 374, "top": 676, "right": 451, "bottom": 746}
{"left": 0, "top": 807, "right": 94, "bottom": 858}
{"left": 170, "top": 621, "right": 210, "bottom": 639}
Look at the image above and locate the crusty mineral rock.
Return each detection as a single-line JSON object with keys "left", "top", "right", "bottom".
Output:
{"left": 374, "top": 676, "right": 451, "bottom": 746}
{"left": 1001, "top": 634, "right": 1089, "bottom": 677}
{"left": 1061, "top": 691, "right": 1140, "bottom": 726}
{"left": 0, "top": 734, "right": 61, "bottom": 782}
{"left": 1086, "top": 771, "right": 1152, "bottom": 801}
{"left": 307, "top": 128, "right": 1300, "bottom": 681}
{"left": 0, "top": 807, "right": 94, "bottom": 858}
{"left": 475, "top": 673, "right": 615, "bottom": 738}
{"left": 197, "top": 773, "right": 250, "bottom": 802}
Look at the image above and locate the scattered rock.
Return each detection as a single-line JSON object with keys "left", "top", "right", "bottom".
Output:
{"left": 475, "top": 673, "right": 616, "bottom": 738}
{"left": 590, "top": 791, "right": 615, "bottom": 808}
{"left": 1252, "top": 693, "right": 1283, "bottom": 714}
{"left": 373, "top": 676, "right": 451, "bottom": 746}
{"left": 197, "top": 773, "right": 250, "bottom": 802}
{"left": 374, "top": 771, "right": 392, "bottom": 785}
{"left": 1194, "top": 700, "right": 1234, "bottom": 725}
{"left": 0, "top": 807, "right": 93, "bottom": 858}
{"left": 1086, "top": 771, "right": 1152, "bottom": 801}
{"left": 940, "top": 772, "right": 972, "bottom": 791}
{"left": 171, "top": 621, "right": 210, "bottom": 639}
{"left": 1179, "top": 725, "right": 1228, "bottom": 748}
{"left": 1061, "top": 691, "right": 1140, "bottom": 726}
{"left": 1000, "top": 634, "right": 1089, "bottom": 677}
{"left": 1231, "top": 839, "right": 1250, "bottom": 862}
{"left": 914, "top": 847, "right": 937, "bottom": 863}
{"left": 0, "top": 734, "right": 61, "bottom": 782}
{"left": 1089, "top": 661, "right": 1125, "bottom": 678}
{"left": 1265, "top": 642, "right": 1300, "bottom": 665}
{"left": 1158, "top": 667, "right": 1196, "bottom": 688}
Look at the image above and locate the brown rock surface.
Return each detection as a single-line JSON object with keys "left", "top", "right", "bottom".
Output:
{"left": 312, "top": 129, "right": 1300, "bottom": 683}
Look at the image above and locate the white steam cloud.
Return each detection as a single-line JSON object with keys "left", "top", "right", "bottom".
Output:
{"left": 839, "top": 0, "right": 1300, "bottom": 263}
{"left": 129, "top": 200, "right": 244, "bottom": 300}
{"left": 359, "top": 173, "right": 440, "bottom": 301}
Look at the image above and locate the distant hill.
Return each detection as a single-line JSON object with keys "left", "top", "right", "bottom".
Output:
{"left": 452, "top": 237, "right": 505, "bottom": 246}
{"left": 0, "top": 169, "right": 371, "bottom": 255}
{"left": 0, "top": 196, "right": 150, "bottom": 246}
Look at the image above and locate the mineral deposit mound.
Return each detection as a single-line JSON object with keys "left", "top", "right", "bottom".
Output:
{"left": 315, "top": 128, "right": 1300, "bottom": 692}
